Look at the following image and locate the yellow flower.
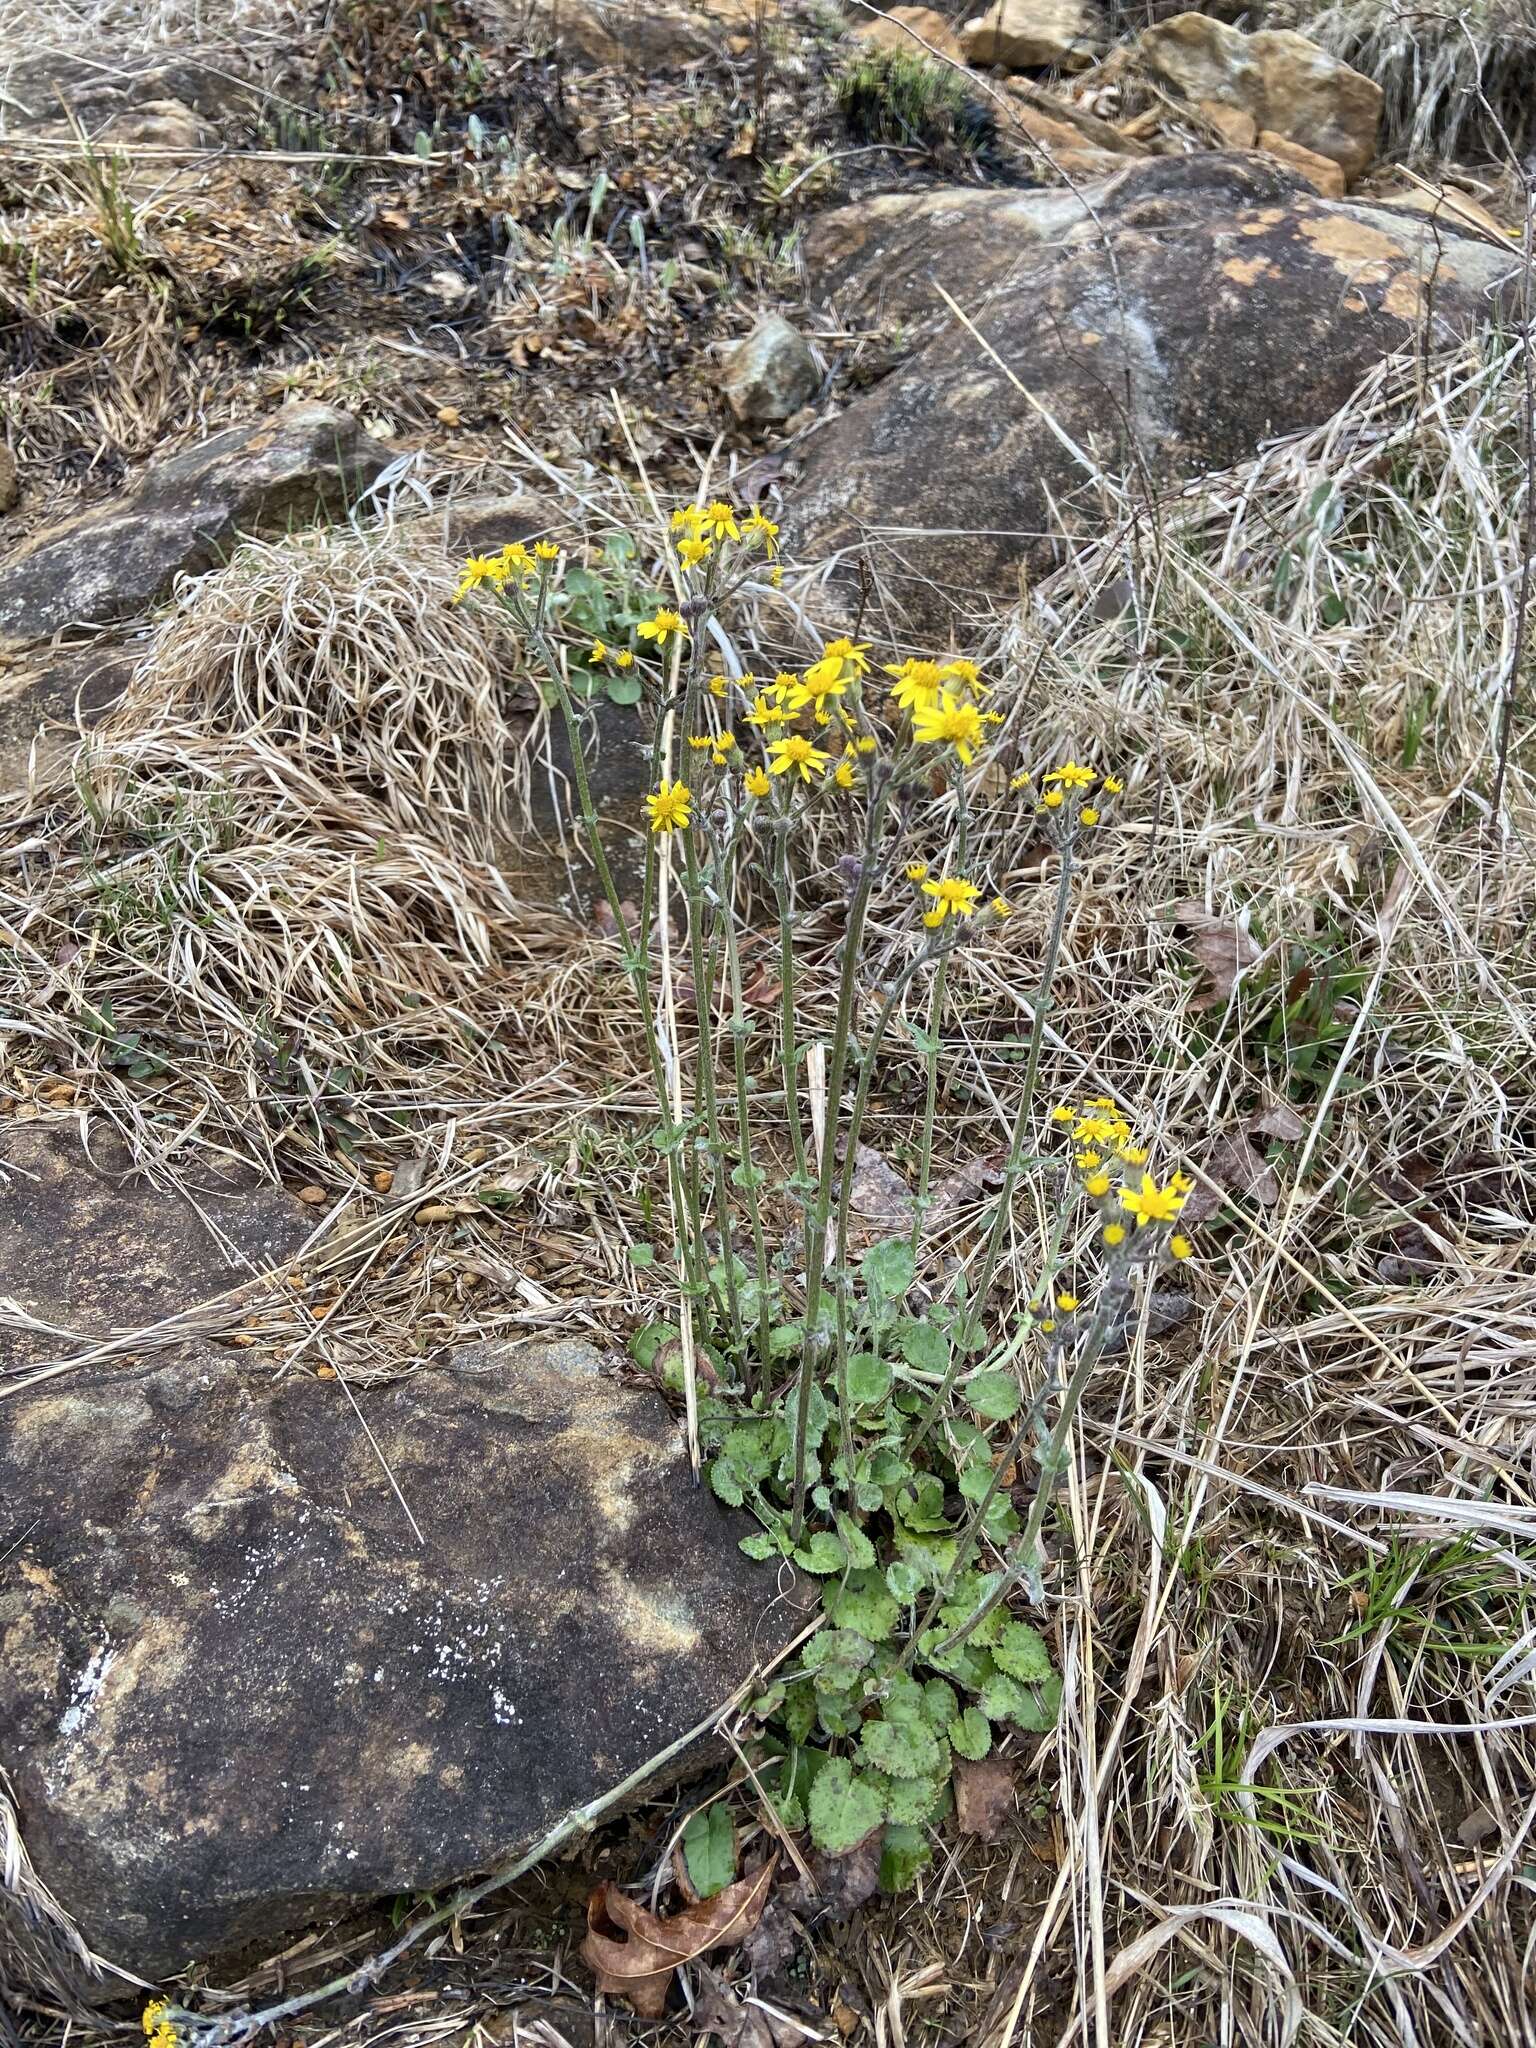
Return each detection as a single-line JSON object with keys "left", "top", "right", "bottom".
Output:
{"left": 1055, "top": 1292, "right": 1079, "bottom": 1312}
{"left": 885, "top": 658, "right": 946, "bottom": 715}
{"left": 905, "top": 863, "right": 929, "bottom": 883}
{"left": 613, "top": 648, "right": 635, "bottom": 669}
{"left": 499, "top": 542, "right": 534, "bottom": 576}
{"left": 791, "top": 658, "right": 849, "bottom": 713}
{"left": 1086, "top": 1096, "right": 1119, "bottom": 1111}
{"left": 769, "top": 734, "right": 829, "bottom": 782}
{"left": 940, "top": 657, "right": 985, "bottom": 695}
{"left": 1084, "top": 1171, "right": 1111, "bottom": 1197}
{"left": 1076, "top": 1150, "right": 1103, "bottom": 1169}
{"left": 452, "top": 554, "right": 502, "bottom": 602}
{"left": 700, "top": 500, "right": 740, "bottom": 542}
{"left": 637, "top": 607, "right": 687, "bottom": 648}
{"left": 687, "top": 735, "right": 713, "bottom": 751}
{"left": 1075, "top": 1114, "right": 1129, "bottom": 1146}
{"left": 744, "top": 765, "right": 771, "bottom": 797}
{"left": 912, "top": 691, "right": 985, "bottom": 766}
{"left": 714, "top": 730, "right": 737, "bottom": 754}
{"left": 769, "top": 563, "right": 783, "bottom": 587}
{"left": 1170, "top": 1234, "right": 1193, "bottom": 1261}
{"left": 1050, "top": 1104, "right": 1075, "bottom": 1124}
{"left": 1046, "top": 761, "right": 1095, "bottom": 788}
{"left": 1009, "top": 772, "right": 1031, "bottom": 792}
{"left": 671, "top": 504, "right": 706, "bottom": 532}
{"left": 1103, "top": 1224, "right": 1126, "bottom": 1246}
{"left": 744, "top": 508, "right": 779, "bottom": 554}
{"left": 708, "top": 674, "right": 728, "bottom": 697}
{"left": 143, "top": 2007, "right": 176, "bottom": 2048}
{"left": 1118, "top": 1173, "right": 1187, "bottom": 1228}
{"left": 1041, "top": 789, "right": 1064, "bottom": 810}
{"left": 920, "top": 875, "right": 982, "bottom": 925}
{"left": 1118, "top": 1143, "right": 1149, "bottom": 1166}
{"left": 1102, "top": 774, "right": 1124, "bottom": 795}
{"left": 834, "top": 759, "right": 856, "bottom": 790}
{"left": 643, "top": 780, "right": 692, "bottom": 833}
{"left": 590, "top": 638, "right": 608, "bottom": 662}
{"left": 677, "top": 536, "right": 713, "bottom": 567}
{"left": 823, "top": 636, "right": 871, "bottom": 676}
{"left": 745, "top": 687, "right": 788, "bottom": 729}
{"left": 534, "top": 540, "right": 561, "bottom": 561}
{"left": 1040, "top": 1319, "right": 1056, "bottom": 1334}
{"left": 991, "top": 896, "right": 1012, "bottom": 917}
{"left": 1080, "top": 806, "right": 1100, "bottom": 827}
{"left": 855, "top": 735, "right": 877, "bottom": 754}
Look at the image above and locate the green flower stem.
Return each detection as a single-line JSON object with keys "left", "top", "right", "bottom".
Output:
{"left": 683, "top": 828, "right": 743, "bottom": 1351}
{"left": 789, "top": 782, "right": 895, "bottom": 1544}
{"left": 965, "top": 830, "right": 1077, "bottom": 1335}
{"left": 911, "top": 783, "right": 968, "bottom": 1257}
{"left": 769, "top": 816, "right": 811, "bottom": 1215}
{"left": 715, "top": 824, "right": 774, "bottom": 1373}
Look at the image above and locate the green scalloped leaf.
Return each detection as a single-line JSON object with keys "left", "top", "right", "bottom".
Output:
{"left": 993, "top": 1621, "right": 1053, "bottom": 1683}
{"left": 793, "top": 1530, "right": 847, "bottom": 1575}
{"left": 921, "top": 1678, "right": 958, "bottom": 1729}
{"left": 824, "top": 1569, "right": 900, "bottom": 1643}
{"left": 802, "top": 1628, "right": 874, "bottom": 1690}
{"left": 878, "top": 1772, "right": 948, "bottom": 1826}
{"left": 709, "top": 1459, "right": 745, "bottom": 1507}
{"left": 847, "top": 1352, "right": 892, "bottom": 1406}
{"left": 977, "top": 1671, "right": 1029, "bottom": 1723}
{"left": 859, "top": 1715, "right": 946, "bottom": 1781}
{"left": 947, "top": 1707, "right": 992, "bottom": 1761}
{"left": 964, "top": 1370, "right": 1020, "bottom": 1421}
{"left": 808, "top": 1757, "right": 884, "bottom": 1854}
{"left": 879, "top": 1822, "right": 932, "bottom": 1892}
{"left": 1012, "top": 1673, "right": 1064, "bottom": 1733}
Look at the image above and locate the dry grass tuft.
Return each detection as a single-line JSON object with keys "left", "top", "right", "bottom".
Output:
{"left": 1302, "top": 0, "right": 1536, "bottom": 161}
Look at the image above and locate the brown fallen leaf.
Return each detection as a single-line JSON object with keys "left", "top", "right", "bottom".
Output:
{"left": 692, "top": 1965, "right": 775, "bottom": 2048}
{"left": 1170, "top": 899, "right": 1260, "bottom": 1009}
{"left": 1181, "top": 1131, "right": 1280, "bottom": 1223}
{"left": 1249, "top": 1102, "right": 1307, "bottom": 1142}
{"left": 582, "top": 1860, "right": 775, "bottom": 2018}
{"left": 954, "top": 1756, "right": 1016, "bottom": 1841}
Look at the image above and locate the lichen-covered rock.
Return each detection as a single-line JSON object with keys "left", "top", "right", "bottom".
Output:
{"left": 0, "top": 1120, "right": 311, "bottom": 1366}
{"left": 0, "top": 405, "right": 391, "bottom": 647}
{"left": 1136, "top": 12, "right": 1382, "bottom": 180}
{"left": 720, "top": 314, "right": 820, "bottom": 425}
{"left": 1, "top": 1336, "right": 805, "bottom": 1982}
{"left": 960, "top": 0, "right": 1104, "bottom": 71}
{"left": 794, "top": 154, "right": 1518, "bottom": 621}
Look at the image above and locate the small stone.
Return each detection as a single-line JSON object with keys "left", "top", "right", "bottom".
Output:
{"left": 855, "top": 4, "right": 965, "bottom": 63}
{"left": 960, "top": 0, "right": 1103, "bottom": 72}
{"left": 720, "top": 313, "right": 819, "bottom": 426}
{"left": 295, "top": 1183, "right": 327, "bottom": 1204}
{"left": 436, "top": 404, "right": 463, "bottom": 426}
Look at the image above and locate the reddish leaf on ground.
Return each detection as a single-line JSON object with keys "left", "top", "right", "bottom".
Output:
{"left": 954, "top": 1757, "right": 1016, "bottom": 1840}
{"left": 582, "top": 1860, "right": 776, "bottom": 2018}
{"left": 1170, "top": 899, "right": 1260, "bottom": 1009}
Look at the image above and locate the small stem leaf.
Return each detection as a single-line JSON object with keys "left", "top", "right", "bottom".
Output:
{"left": 807, "top": 1757, "right": 884, "bottom": 1855}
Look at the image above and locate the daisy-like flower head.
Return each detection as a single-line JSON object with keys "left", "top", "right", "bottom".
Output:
{"left": 452, "top": 554, "right": 503, "bottom": 602}
{"left": 1103, "top": 1223, "right": 1127, "bottom": 1246}
{"left": 855, "top": 735, "right": 877, "bottom": 754}
{"left": 1075, "top": 1113, "right": 1130, "bottom": 1147}
{"left": 590, "top": 638, "right": 608, "bottom": 662}
{"left": 1050, "top": 1103, "right": 1076, "bottom": 1124}
{"left": 1055, "top": 1292, "right": 1079, "bottom": 1313}
{"left": 1102, "top": 774, "right": 1124, "bottom": 795}
{"left": 1118, "top": 1173, "right": 1187, "bottom": 1228}
{"left": 834, "top": 758, "right": 856, "bottom": 790}
{"left": 905, "top": 862, "right": 929, "bottom": 883}
{"left": 643, "top": 780, "right": 691, "bottom": 834}
{"left": 1080, "top": 806, "right": 1100, "bottom": 828}
{"left": 743, "top": 508, "right": 779, "bottom": 554}
{"left": 1009, "top": 772, "right": 1031, "bottom": 791}
{"left": 920, "top": 875, "right": 982, "bottom": 926}
{"left": 823, "top": 636, "right": 871, "bottom": 677}
{"left": 1170, "top": 1233, "right": 1193, "bottom": 1261}
{"left": 499, "top": 542, "right": 534, "bottom": 576}
{"left": 991, "top": 896, "right": 1012, "bottom": 918}
{"left": 613, "top": 648, "right": 635, "bottom": 669}
{"left": 686, "top": 734, "right": 713, "bottom": 751}
{"left": 912, "top": 690, "right": 986, "bottom": 766}
{"left": 1083, "top": 1171, "right": 1111, "bottom": 1198}
{"left": 677, "top": 536, "right": 713, "bottom": 568}
{"left": 791, "top": 656, "right": 849, "bottom": 712}
{"left": 713, "top": 730, "right": 737, "bottom": 755}
{"left": 534, "top": 540, "right": 561, "bottom": 561}
{"left": 671, "top": 504, "right": 706, "bottom": 533}
{"left": 769, "top": 733, "right": 830, "bottom": 783}
{"left": 637, "top": 607, "right": 688, "bottom": 649}
{"left": 1041, "top": 789, "right": 1065, "bottom": 810}
{"left": 700, "top": 500, "right": 740, "bottom": 543}
{"left": 745, "top": 686, "right": 788, "bottom": 729}
{"left": 708, "top": 674, "right": 729, "bottom": 698}
{"left": 1045, "top": 760, "right": 1096, "bottom": 789}
{"left": 885, "top": 658, "right": 946, "bottom": 716}
{"left": 744, "top": 765, "right": 771, "bottom": 797}
{"left": 940, "top": 657, "right": 986, "bottom": 696}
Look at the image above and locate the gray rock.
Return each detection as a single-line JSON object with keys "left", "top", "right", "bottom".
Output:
{"left": 793, "top": 154, "right": 1519, "bottom": 621}
{"left": 0, "top": 1120, "right": 312, "bottom": 1366}
{"left": 0, "top": 1335, "right": 804, "bottom": 1981}
{"left": 0, "top": 405, "right": 392, "bottom": 647}
{"left": 721, "top": 314, "right": 820, "bottom": 427}
{"left": 0, "top": 45, "right": 254, "bottom": 137}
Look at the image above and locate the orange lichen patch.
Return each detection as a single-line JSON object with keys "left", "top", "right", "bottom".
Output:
{"left": 1222, "top": 256, "right": 1276, "bottom": 287}
{"left": 1382, "top": 269, "right": 1427, "bottom": 320}
{"left": 1295, "top": 213, "right": 1405, "bottom": 283}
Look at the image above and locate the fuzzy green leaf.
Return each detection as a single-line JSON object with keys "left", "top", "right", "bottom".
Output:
{"left": 835, "top": 1514, "right": 877, "bottom": 1570}
{"left": 947, "top": 1707, "right": 992, "bottom": 1761}
{"left": 803, "top": 1629, "right": 874, "bottom": 1690}
{"left": 824, "top": 1569, "right": 900, "bottom": 1643}
{"left": 738, "top": 1531, "right": 777, "bottom": 1561}
{"left": 876, "top": 1772, "right": 947, "bottom": 1827}
{"left": 897, "top": 1318, "right": 948, "bottom": 1373}
{"left": 977, "top": 1671, "right": 1028, "bottom": 1723}
{"left": 709, "top": 1459, "right": 745, "bottom": 1508}
{"left": 860, "top": 1715, "right": 946, "bottom": 1781}
{"left": 781, "top": 1683, "right": 817, "bottom": 1746}
{"left": 847, "top": 1352, "right": 893, "bottom": 1406}
{"left": 885, "top": 1559, "right": 925, "bottom": 1602}
{"left": 964, "top": 1370, "right": 1021, "bottom": 1421}
{"left": 861, "top": 1238, "right": 915, "bottom": 1299}
{"left": 993, "top": 1621, "right": 1053, "bottom": 1683}
{"left": 922, "top": 1678, "right": 958, "bottom": 1728}
{"left": 1011, "top": 1673, "right": 1064, "bottom": 1733}
{"left": 793, "top": 1530, "right": 846, "bottom": 1575}
{"left": 681, "top": 1803, "right": 736, "bottom": 1899}
{"left": 879, "top": 1822, "right": 932, "bottom": 1892}
{"left": 808, "top": 1757, "right": 884, "bottom": 1854}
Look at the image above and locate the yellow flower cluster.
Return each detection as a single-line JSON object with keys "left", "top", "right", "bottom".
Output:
{"left": 142, "top": 2003, "right": 177, "bottom": 2048}
{"left": 671, "top": 500, "right": 780, "bottom": 571}
{"left": 904, "top": 868, "right": 1012, "bottom": 931}
{"left": 452, "top": 539, "right": 561, "bottom": 602}
{"left": 1050, "top": 1098, "right": 1192, "bottom": 1257}
{"left": 1016, "top": 763, "right": 1123, "bottom": 825}
{"left": 887, "top": 656, "right": 998, "bottom": 768}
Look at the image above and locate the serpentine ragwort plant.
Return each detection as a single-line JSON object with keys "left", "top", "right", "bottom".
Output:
{"left": 456, "top": 510, "right": 1194, "bottom": 1889}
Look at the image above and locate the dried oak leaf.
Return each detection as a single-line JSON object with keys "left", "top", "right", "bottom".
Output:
{"left": 1248, "top": 1102, "right": 1306, "bottom": 1143}
{"left": 582, "top": 1860, "right": 775, "bottom": 2018}
{"left": 1170, "top": 899, "right": 1260, "bottom": 1010}
{"left": 954, "top": 1756, "right": 1017, "bottom": 1841}
{"left": 1181, "top": 1131, "right": 1280, "bottom": 1223}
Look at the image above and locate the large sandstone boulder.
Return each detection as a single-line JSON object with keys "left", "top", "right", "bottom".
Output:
{"left": 854, "top": 4, "right": 966, "bottom": 63}
{"left": 792, "top": 155, "right": 1518, "bottom": 621}
{"left": 960, "top": 0, "right": 1104, "bottom": 71}
{"left": 1135, "top": 12, "right": 1383, "bottom": 181}
{"left": 1, "top": 1334, "right": 804, "bottom": 1982}
{"left": 0, "top": 406, "right": 391, "bottom": 648}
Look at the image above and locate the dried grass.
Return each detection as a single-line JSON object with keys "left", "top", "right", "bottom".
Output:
{"left": 1302, "top": 0, "right": 1536, "bottom": 162}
